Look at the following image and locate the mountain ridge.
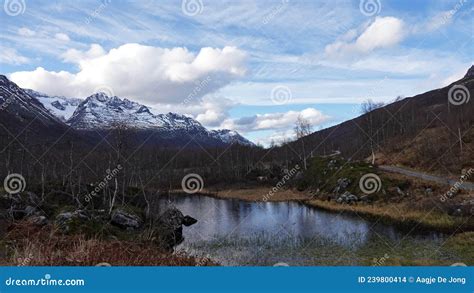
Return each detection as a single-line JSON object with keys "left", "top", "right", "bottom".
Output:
{"left": 0, "top": 75, "right": 254, "bottom": 147}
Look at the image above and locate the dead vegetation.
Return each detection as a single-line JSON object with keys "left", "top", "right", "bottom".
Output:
{"left": 0, "top": 221, "right": 216, "bottom": 266}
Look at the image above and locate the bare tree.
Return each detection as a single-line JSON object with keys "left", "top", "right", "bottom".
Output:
{"left": 294, "top": 115, "right": 312, "bottom": 169}
{"left": 360, "top": 99, "right": 384, "bottom": 164}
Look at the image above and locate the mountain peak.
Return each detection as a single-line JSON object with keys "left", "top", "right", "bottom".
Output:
{"left": 465, "top": 65, "right": 474, "bottom": 79}
{"left": 210, "top": 129, "right": 254, "bottom": 146}
{"left": 0, "top": 74, "right": 9, "bottom": 83}
{"left": 0, "top": 75, "right": 64, "bottom": 127}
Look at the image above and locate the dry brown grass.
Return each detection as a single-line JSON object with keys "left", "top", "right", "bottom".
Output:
{"left": 200, "top": 187, "right": 312, "bottom": 202}
{"left": 306, "top": 199, "right": 472, "bottom": 233}
{"left": 0, "top": 221, "right": 216, "bottom": 266}
{"left": 376, "top": 127, "right": 474, "bottom": 178}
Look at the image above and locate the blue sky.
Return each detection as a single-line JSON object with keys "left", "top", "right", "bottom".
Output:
{"left": 0, "top": 0, "right": 472, "bottom": 145}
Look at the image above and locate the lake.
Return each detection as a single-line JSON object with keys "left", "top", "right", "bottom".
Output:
{"left": 155, "top": 194, "right": 445, "bottom": 266}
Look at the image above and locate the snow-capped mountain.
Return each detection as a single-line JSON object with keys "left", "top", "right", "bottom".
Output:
{"left": 65, "top": 92, "right": 253, "bottom": 146}
{"left": 210, "top": 129, "right": 255, "bottom": 146}
{"left": 0, "top": 74, "right": 254, "bottom": 147}
{"left": 24, "top": 89, "right": 82, "bottom": 122}
{"left": 67, "top": 92, "right": 168, "bottom": 130}
{"left": 0, "top": 75, "right": 64, "bottom": 127}
{"left": 67, "top": 93, "right": 210, "bottom": 134}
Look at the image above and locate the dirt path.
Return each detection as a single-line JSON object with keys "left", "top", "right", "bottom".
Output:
{"left": 379, "top": 165, "right": 474, "bottom": 191}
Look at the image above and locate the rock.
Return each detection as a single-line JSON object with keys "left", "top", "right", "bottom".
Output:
{"left": 337, "top": 191, "right": 358, "bottom": 204}
{"left": 333, "top": 178, "right": 351, "bottom": 194}
{"left": 55, "top": 210, "right": 90, "bottom": 233}
{"left": 24, "top": 205, "right": 37, "bottom": 217}
{"left": 156, "top": 208, "right": 197, "bottom": 250}
{"left": 28, "top": 215, "right": 48, "bottom": 226}
{"left": 425, "top": 188, "right": 433, "bottom": 196}
{"left": 111, "top": 209, "right": 142, "bottom": 230}
{"left": 182, "top": 215, "right": 198, "bottom": 226}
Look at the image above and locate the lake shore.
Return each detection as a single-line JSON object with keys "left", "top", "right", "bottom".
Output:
{"left": 175, "top": 187, "right": 473, "bottom": 234}
{"left": 199, "top": 186, "right": 314, "bottom": 202}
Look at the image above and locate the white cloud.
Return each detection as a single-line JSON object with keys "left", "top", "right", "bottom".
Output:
{"left": 254, "top": 129, "right": 295, "bottom": 146}
{"left": 325, "top": 17, "right": 406, "bottom": 57}
{"left": 194, "top": 96, "right": 236, "bottom": 127}
{"left": 54, "top": 33, "right": 71, "bottom": 42}
{"left": 61, "top": 44, "right": 106, "bottom": 63}
{"left": 18, "top": 27, "right": 35, "bottom": 37}
{"left": 0, "top": 47, "right": 30, "bottom": 65}
{"left": 9, "top": 44, "right": 247, "bottom": 104}
{"left": 221, "top": 108, "right": 330, "bottom": 133}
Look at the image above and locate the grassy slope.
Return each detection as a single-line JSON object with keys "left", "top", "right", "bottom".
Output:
{"left": 298, "top": 156, "right": 473, "bottom": 233}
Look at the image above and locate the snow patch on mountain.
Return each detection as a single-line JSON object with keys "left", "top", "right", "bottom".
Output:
{"left": 210, "top": 129, "right": 255, "bottom": 146}
{"left": 21, "top": 87, "right": 254, "bottom": 146}
{"left": 24, "top": 89, "right": 82, "bottom": 122}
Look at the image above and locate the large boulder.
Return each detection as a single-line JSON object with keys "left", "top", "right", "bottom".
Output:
{"left": 111, "top": 209, "right": 142, "bottom": 230}
{"left": 156, "top": 208, "right": 197, "bottom": 250}
{"left": 55, "top": 210, "right": 90, "bottom": 233}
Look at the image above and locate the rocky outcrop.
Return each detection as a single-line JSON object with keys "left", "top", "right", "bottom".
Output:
{"left": 111, "top": 209, "right": 142, "bottom": 230}
{"left": 55, "top": 210, "right": 91, "bottom": 233}
{"left": 156, "top": 208, "right": 197, "bottom": 250}
{"left": 336, "top": 191, "right": 358, "bottom": 204}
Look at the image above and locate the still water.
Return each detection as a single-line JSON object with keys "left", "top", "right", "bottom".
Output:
{"left": 155, "top": 194, "right": 444, "bottom": 266}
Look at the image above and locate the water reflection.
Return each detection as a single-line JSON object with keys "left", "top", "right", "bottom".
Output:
{"left": 152, "top": 194, "right": 444, "bottom": 265}
{"left": 154, "top": 194, "right": 425, "bottom": 247}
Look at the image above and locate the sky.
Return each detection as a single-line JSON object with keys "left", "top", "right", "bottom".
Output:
{"left": 0, "top": 0, "right": 472, "bottom": 146}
